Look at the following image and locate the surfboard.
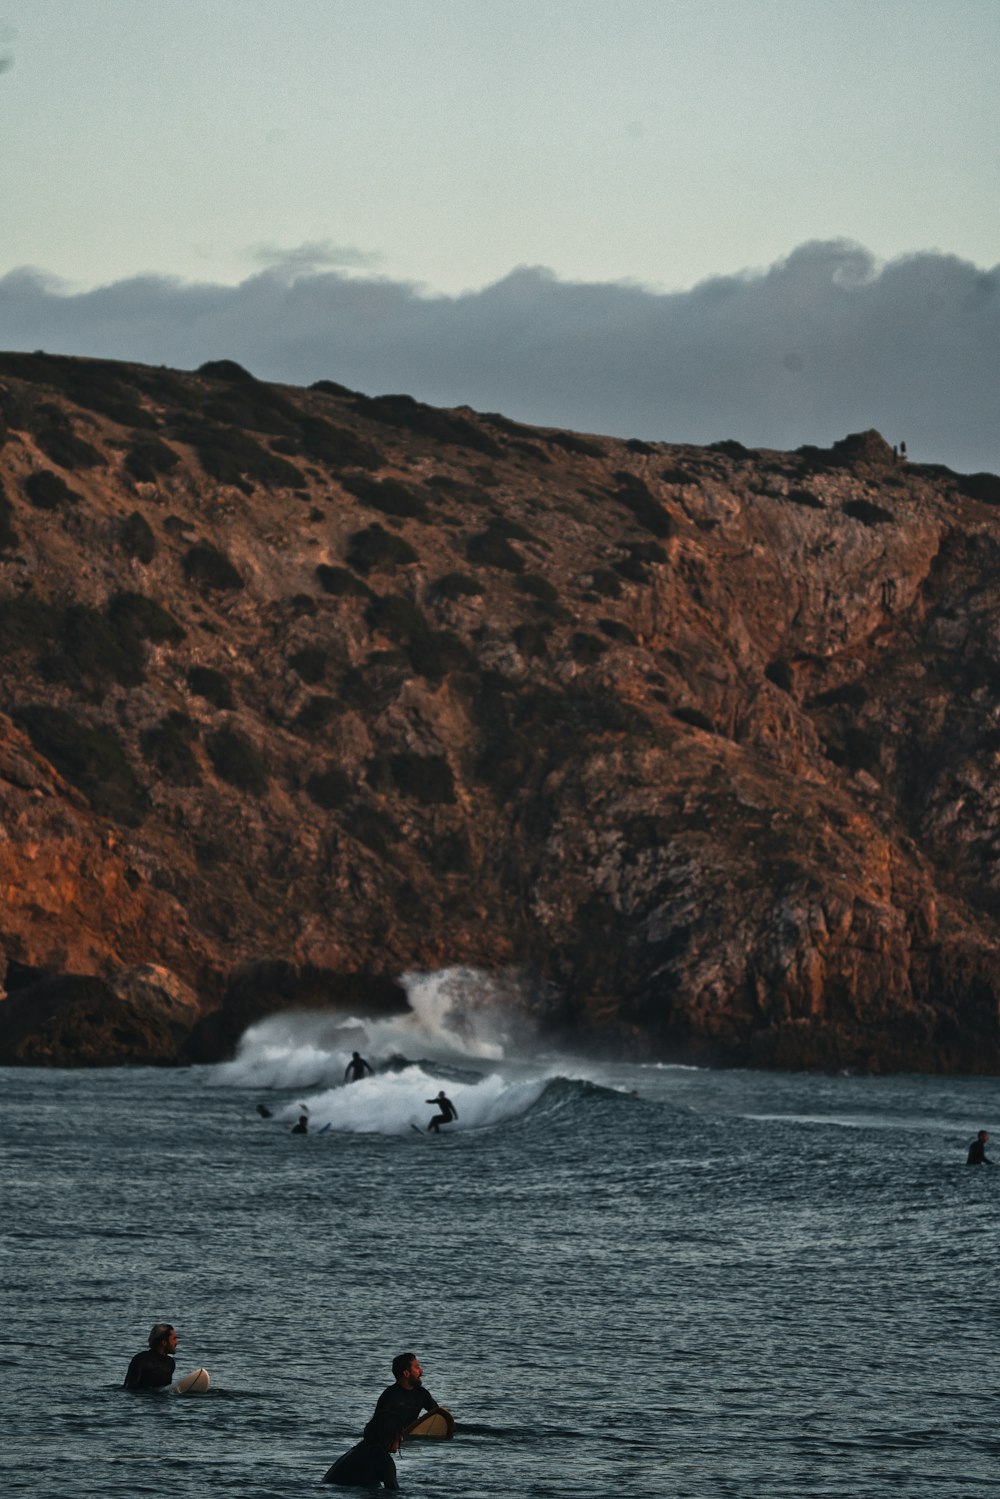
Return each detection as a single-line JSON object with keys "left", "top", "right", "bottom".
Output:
{"left": 406, "top": 1407, "right": 454, "bottom": 1439}
{"left": 410, "top": 1123, "right": 423, "bottom": 1133}
{"left": 173, "top": 1367, "right": 210, "bottom": 1395}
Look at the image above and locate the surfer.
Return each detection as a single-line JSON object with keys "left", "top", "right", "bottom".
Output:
{"left": 123, "top": 1323, "right": 178, "bottom": 1389}
{"left": 322, "top": 1352, "right": 442, "bottom": 1489}
{"left": 256, "top": 1102, "right": 272, "bottom": 1118}
{"left": 967, "top": 1130, "right": 994, "bottom": 1165}
{"left": 345, "top": 1050, "right": 374, "bottom": 1083}
{"left": 292, "top": 1114, "right": 309, "bottom": 1134}
{"left": 426, "top": 1090, "right": 458, "bottom": 1133}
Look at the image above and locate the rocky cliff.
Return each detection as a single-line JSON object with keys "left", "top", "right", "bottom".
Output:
{"left": 2, "top": 351, "right": 1000, "bottom": 1070}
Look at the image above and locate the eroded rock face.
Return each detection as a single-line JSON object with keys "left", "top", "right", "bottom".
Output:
{"left": 1, "top": 354, "right": 1000, "bottom": 1069}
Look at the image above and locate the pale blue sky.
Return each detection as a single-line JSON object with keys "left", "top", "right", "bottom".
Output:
{"left": 1, "top": 0, "right": 997, "bottom": 295}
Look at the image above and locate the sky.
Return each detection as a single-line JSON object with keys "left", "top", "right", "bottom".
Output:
{"left": 0, "top": 0, "right": 997, "bottom": 470}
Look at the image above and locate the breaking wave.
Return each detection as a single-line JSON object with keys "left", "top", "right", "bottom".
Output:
{"left": 203, "top": 966, "right": 625, "bottom": 1135}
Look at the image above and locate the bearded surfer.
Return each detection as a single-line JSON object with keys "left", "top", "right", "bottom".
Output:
{"left": 321, "top": 1352, "right": 442, "bottom": 1489}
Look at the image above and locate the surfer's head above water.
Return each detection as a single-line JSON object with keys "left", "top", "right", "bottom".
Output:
{"left": 391, "top": 1352, "right": 422, "bottom": 1387}
{"left": 148, "top": 1323, "right": 177, "bottom": 1353}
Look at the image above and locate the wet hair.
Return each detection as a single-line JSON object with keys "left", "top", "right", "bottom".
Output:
{"left": 392, "top": 1351, "right": 417, "bottom": 1381}
{"left": 148, "top": 1323, "right": 174, "bottom": 1348}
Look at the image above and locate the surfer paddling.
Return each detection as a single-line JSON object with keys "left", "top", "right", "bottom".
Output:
{"left": 322, "top": 1352, "right": 444, "bottom": 1489}
{"left": 123, "top": 1323, "right": 178, "bottom": 1389}
{"left": 426, "top": 1090, "right": 458, "bottom": 1133}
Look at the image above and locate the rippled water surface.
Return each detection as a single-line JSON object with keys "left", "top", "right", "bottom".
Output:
{"left": 4, "top": 990, "right": 1000, "bottom": 1498}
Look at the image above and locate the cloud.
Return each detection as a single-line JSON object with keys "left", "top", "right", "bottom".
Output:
{"left": 0, "top": 239, "right": 997, "bottom": 473}
{"left": 246, "top": 240, "right": 382, "bottom": 276}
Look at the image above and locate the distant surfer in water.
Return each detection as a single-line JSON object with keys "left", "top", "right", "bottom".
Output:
{"left": 345, "top": 1050, "right": 374, "bottom": 1083}
{"left": 256, "top": 1102, "right": 272, "bottom": 1118}
{"left": 322, "top": 1352, "right": 442, "bottom": 1489}
{"left": 426, "top": 1090, "right": 458, "bottom": 1133}
{"left": 967, "top": 1130, "right": 994, "bottom": 1165}
{"left": 292, "top": 1114, "right": 309, "bottom": 1134}
{"left": 123, "top": 1323, "right": 178, "bottom": 1389}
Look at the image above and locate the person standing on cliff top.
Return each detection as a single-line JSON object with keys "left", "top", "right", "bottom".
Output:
{"left": 967, "top": 1130, "right": 993, "bottom": 1165}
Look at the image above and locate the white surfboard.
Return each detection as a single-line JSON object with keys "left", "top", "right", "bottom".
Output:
{"left": 173, "top": 1367, "right": 210, "bottom": 1395}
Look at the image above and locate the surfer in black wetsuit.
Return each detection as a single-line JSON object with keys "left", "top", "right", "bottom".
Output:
{"left": 256, "top": 1102, "right": 272, "bottom": 1118}
{"left": 426, "top": 1090, "right": 458, "bottom": 1133}
{"left": 345, "top": 1050, "right": 374, "bottom": 1082}
{"left": 967, "top": 1130, "right": 994, "bottom": 1165}
{"left": 322, "top": 1352, "right": 442, "bottom": 1489}
{"left": 292, "top": 1114, "right": 309, "bottom": 1134}
{"left": 123, "top": 1323, "right": 178, "bottom": 1389}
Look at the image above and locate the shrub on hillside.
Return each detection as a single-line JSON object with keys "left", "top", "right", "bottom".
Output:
{"left": 306, "top": 763, "right": 354, "bottom": 809}
{"left": 182, "top": 543, "right": 245, "bottom": 591}
{"left": 466, "top": 524, "right": 524, "bottom": 572}
{"left": 296, "top": 416, "right": 381, "bottom": 470}
{"left": 570, "top": 632, "right": 609, "bottom": 665}
{"left": 14, "top": 703, "right": 146, "bottom": 824}
{"left": 119, "top": 511, "right": 157, "bottom": 563}
{"left": 38, "top": 602, "right": 148, "bottom": 694}
{"left": 588, "top": 568, "right": 623, "bottom": 599}
{"left": 432, "top": 572, "right": 483, "bottom": 601}
{"left": 186, "top": 665, "right": 234, "bottom": 709}
{"left": 842, "top": 499, "right": 893, "bottom": 527}
{"left": 956, "top": 472, "right": 1000, "bottom": 505}
{"left": 35, "top": 413, "right": 103, "bottom": 471}
{"left": 545, "top": 430, "right": 604, "bottom": 457}
{"left": 315, "top": 564, "right": 372, "bottom": 598}
{"left": 0, "top": 481, "right": 18, "bottom": 550}
{"left": 598, "top": 618, "right": 636, "bottom": 644}
{"left": 172, "top": 417, "right": 302, "bottom": 490}
{"left": 140, "top": 712, "right": 201, "bottom": 785}
{"left": 24, "top": 469, "right": 81, "bottom": 509}
{"left": 340, "top": 473, "right": 430, "bottom": 520}
{"left": 388, "top": 751, "right": 456, "bottom": 805}
{"left": 289, "top": 646, "right": 329, "bottom": 684}
{"left": 206, "top": 726, "right": 269, "bottom": 794}
{"left": 108, "top": 590, "right": 185, "bottom": 644}
{"left": 295, "top": 695, "right": 341, "bottom": 732}
{"left": 125, "top": 437, "right": 181, "bottom": 482}
{"left": 346, "top": 525, "right": 418, "bottom": 574}
{"left": 512, "top": 622, "right": 550, "bottom": 658}
{"left": 612, "top": 475, "right": 674, "bottom": 538}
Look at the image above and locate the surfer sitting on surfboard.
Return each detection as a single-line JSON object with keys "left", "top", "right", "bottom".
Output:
{"left": 321, "top": 1352, "right": 442, "bottom": 1489}
{"left": 426, "top": 1091, "right": 458, "bottom": 1133}
{"left": 123, "top": 1323, "right": 178, "bottom": 1389}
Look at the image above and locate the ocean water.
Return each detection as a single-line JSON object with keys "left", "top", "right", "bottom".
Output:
{"left": 3, "top": 968, "right": 999, "bottom": 1498}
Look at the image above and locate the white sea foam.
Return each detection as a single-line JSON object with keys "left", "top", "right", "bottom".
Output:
{"left": 203, "top": 966, "right": 580, "bottom": 1131}
{"left": 274, "top": 1064, "right": 549, "bottom": 1135}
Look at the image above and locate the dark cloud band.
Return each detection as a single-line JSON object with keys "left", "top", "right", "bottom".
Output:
{"left": 1, "top": 239, "right": 996, "bottom": 472}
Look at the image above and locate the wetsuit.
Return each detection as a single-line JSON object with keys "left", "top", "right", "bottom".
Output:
{"left": 427, "top": 1097, "right": 457, "bottom": 1133}
{"left": 967, "top": 1138, "right": 993, "bottom": 1164}
{"left": 345, "top": 1055, "right": 373, "bottom": 1082}
{"left": 322, "top": 1382, "right": 438, "bottom": 1489}
{"left": 123, "top": 1349, "right": 175, "bottom": 1389}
